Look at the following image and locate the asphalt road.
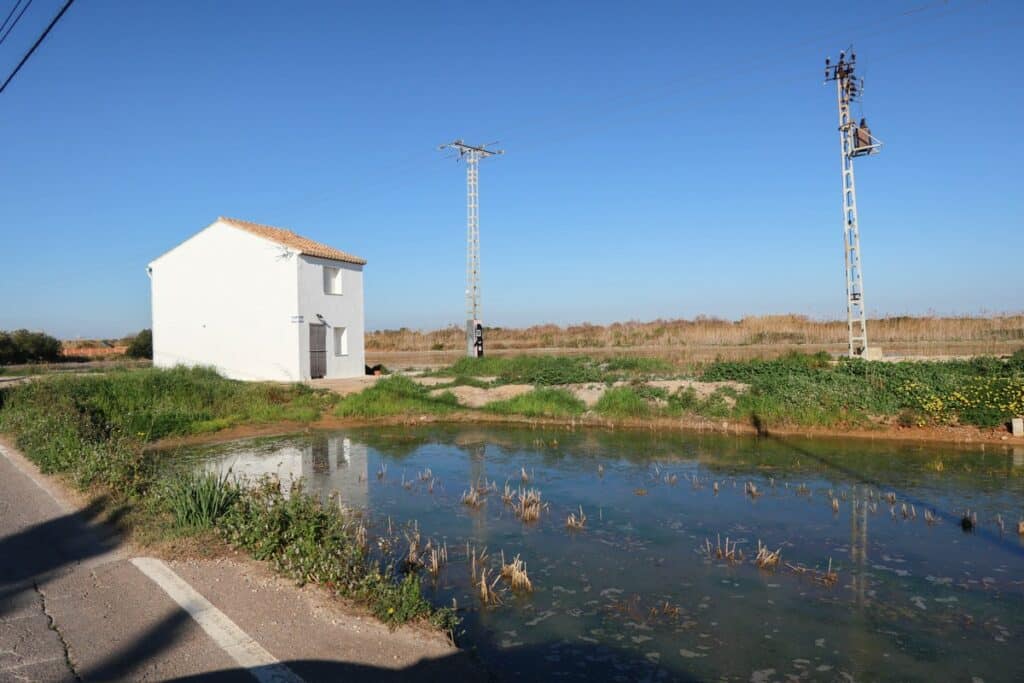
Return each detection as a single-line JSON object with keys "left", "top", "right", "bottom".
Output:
{"left": 0, "top": 442, "right": 486, "bottom": 682}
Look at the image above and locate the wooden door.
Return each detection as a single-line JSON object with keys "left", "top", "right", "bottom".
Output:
{"left": 309, "top": 324, "right": 327, "bottom": 379}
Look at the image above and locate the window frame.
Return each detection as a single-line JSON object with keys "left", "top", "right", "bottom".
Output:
{"left": 333, "top": 326, "right": 348, "bottom": 357}
{"left": 322, "top": 266, "right": 343, "bottom": 295}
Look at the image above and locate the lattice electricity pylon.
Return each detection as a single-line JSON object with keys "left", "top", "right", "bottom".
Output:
{"left": 825, "top": 49, "right": 882, "bottom": 358}
{"left": 439, "top": 139, "right": 503, "bottom": 356}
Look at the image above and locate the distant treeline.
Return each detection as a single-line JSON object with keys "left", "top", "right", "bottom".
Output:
{"left": 0, "top": 328, "right": 152, "bottom": 365}
{"left": 0, "top": 330, "right": 62, "bottom": 365}
{"left": 366, "top": 314, "right": 1024, "bottom": 352}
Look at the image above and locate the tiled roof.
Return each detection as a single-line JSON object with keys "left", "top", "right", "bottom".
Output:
{"left": 219, "top": 216, "right": 367, "bottom": 265}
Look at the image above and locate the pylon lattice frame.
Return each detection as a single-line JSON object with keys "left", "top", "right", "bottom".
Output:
{"left": 439, "top": 140, "right": 503, "bottom": 356}
{"left": 466, "top": 152, "right": 480, "bottom": 322}
{"left": 826, "top": 51, "right": 880, "bottom": 358}
{"left": 837, "top": 76, "right": 867, "bottom": 357}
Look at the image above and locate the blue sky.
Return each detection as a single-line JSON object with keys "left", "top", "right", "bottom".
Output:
{"left": 0, "top": 0, "right": 1020, "bottom": 339}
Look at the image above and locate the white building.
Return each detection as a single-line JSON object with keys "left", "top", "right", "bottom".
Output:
{"left": 148, "top": 216, "right": 367, "bottom": 381}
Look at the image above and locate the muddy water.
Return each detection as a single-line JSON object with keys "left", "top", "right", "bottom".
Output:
{"left": 179, "top": 426, "right": 1024, "bottom": 682}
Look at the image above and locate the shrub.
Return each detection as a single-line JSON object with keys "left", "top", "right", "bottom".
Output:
{"left": 0, "top": 329, "right": 62, "bottom": 365}
{"left": 126, "top": 329, "right": 153, "bottom": 359}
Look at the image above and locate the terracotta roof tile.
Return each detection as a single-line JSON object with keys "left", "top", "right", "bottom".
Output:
{"left": 219, "top": 216, "right": 367, "bottom": 265}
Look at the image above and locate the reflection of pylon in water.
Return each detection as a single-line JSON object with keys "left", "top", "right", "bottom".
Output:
{"left": 850, "top": 489, "right": 869, "bottom": 606}
{"left": 468, "top": 443, "right": 488, "bottom": 539}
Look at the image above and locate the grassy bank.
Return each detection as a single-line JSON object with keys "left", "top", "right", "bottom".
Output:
{"left": 420, "top": 351, "right": 1024, "bottom": 431}
{"left": 701, "top": 351, "right": 1024, "bottom": 429}
{"left": 0, "top": 367, "right": 454, "bottom": 631}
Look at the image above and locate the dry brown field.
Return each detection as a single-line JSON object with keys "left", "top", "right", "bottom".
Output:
{"left": 366, "top": 314, "right": 1024, "bottom": 368}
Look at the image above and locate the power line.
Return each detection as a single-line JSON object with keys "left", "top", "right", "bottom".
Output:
{"left": 0, "top": 0, "right": 25, "bottom": 37}
{"left": 0, "top": 0, "right": 33, "bottom": 47}
{"left": 0, "top": 0, "right": 76, "bottom": 97}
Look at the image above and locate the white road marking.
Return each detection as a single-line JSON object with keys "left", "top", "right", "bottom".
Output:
{"left": 131, "top": 557, "right": 305, "bottom": 683}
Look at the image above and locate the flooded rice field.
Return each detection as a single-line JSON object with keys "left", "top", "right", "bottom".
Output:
{"left": 179, "top": 426, "right": 1024, "bottom": 682}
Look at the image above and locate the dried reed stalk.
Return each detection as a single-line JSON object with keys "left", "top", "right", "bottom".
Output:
{"left": 566, "top": 505, "right": 587, "bottom": 530}
{"left": 500, "top": 552, "right": 533, "bottom": 592}
{"left": 754, "top": 540, "right": 781, "bottom": 570}
{"left": 461, "top": 488, "right": 484, "bottom": 508}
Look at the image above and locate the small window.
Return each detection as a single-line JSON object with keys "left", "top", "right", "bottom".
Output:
{"left": 334, "top": 326, "right": 348, "bottom": 356}
{"left": 323, "top": 266, "right": 342, "bottom": 295}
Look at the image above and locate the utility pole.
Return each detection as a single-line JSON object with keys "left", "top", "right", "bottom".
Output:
{"left": 824, "top": 49, "right": 882, "bottom": 359}
{"left": 439, "top": 139, "right": 503, "bottom": 357}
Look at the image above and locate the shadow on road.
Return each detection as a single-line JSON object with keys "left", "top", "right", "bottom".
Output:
{"left": 0, "top": 496, "right": 124, "bottom": 615}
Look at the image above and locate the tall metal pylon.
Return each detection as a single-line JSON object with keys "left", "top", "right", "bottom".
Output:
{"left": 825, "top": 49, "right": 881, "bottom": 358}
{"left": 439, "top": 139, "right": 503, "bottom": 357}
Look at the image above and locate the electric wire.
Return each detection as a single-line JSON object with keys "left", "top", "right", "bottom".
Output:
{"left": 0, "top": 0, "right": 22, "bottom": 36}
{"left": 0, "top": 0, "right": 76, "bottom": 96}
{"left": 0, "top": 0, "right": 33, "bottom": 48}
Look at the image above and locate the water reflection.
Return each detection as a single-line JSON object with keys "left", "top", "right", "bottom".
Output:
{"left": 202, "top": 434, "right": 368, "bottom": 509}
{"left": 180, "top": 426, "right": 1024, "bottom": 682}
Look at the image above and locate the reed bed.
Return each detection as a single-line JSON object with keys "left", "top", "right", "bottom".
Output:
{"left": 754, "top": 541, "right": 782, "bottom": 570}
{"left": 566, "top": 505, "right": 587, "bottom": 530}
{"left": 404, "top": 529, "right": 423, "bottom": 570}
{"left": 704, "top": 534, "right": 744, "bottom": 564}
{"left": 426, "top": 542, "right": 448, "bottom": 579}
{"left": 477, "top": 567, "right": 503, "bottom": 606}
{"left": 785, "top": 558, "right": 839, "bottom": 586}
{"left": 461, "top": 488, "right": 484, "bottom": 508}
{"left": 366, "top": 314, "right": 1024, "bottom": 353}
{"left": 500, "top": 552, "right": 534, "bottom": 592}
{"left": 515, "top": 487, "right": 545, "bottom": 522}
{"left": 468, "top": 544, "right": 489, "bottom": 584}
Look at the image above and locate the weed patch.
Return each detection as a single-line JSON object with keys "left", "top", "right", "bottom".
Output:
{"left": 595, "top": 386, "right": 653, "bottom": 418}
{"left": 485, "top": 388, "right": 585, "bottom": 418}
{"left": 334, "top": 376, "right": 459, "bottom": 417}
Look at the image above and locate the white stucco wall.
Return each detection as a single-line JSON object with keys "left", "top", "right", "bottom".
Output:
{"left": 149, "top": 221, "right": 302, "bottom": 381}
{"left": 296, "top": 255, "right": 366, "bottom": 378}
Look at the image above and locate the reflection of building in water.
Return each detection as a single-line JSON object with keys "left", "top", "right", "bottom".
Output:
{"left": 206, "top": 435, "right": 368, "bottom": 509}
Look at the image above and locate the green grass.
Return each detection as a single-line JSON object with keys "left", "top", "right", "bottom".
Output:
{"left": 333, "top": 376, "right": 459, "bottom": 417}
{"left": 0, "top": 366, "right": 332, "bottom": 443}
{"left": 700, "top": 351, "right": 1024, "bottom": 429}
{"left": 439, "top": 354, "right": 670, "bottom": 385}
{"left": 484, "top": 387, "right": 586, "bottom": 418}
{"left": 594, "top": 386, "right": 654, "bottom": 418}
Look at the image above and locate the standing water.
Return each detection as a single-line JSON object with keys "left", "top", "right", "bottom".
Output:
{"left": 177, "top": 426, "right": 1024, "bottom": 682}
